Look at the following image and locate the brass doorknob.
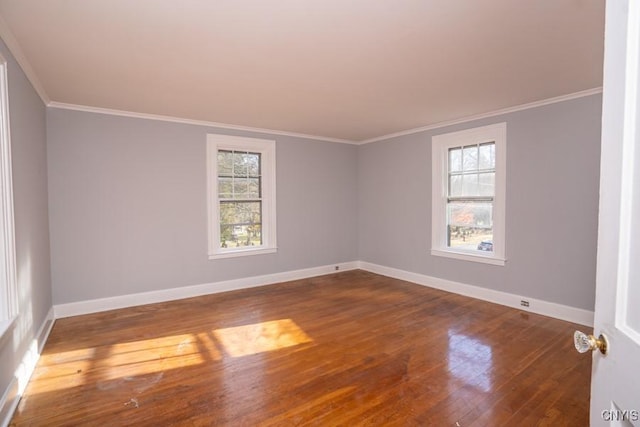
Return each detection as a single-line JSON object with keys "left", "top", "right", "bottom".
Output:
{"left": 574, "top": 330, "right": 608, "bottom": 355}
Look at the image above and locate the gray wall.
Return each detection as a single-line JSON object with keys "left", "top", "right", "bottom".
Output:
{"left": 48, "top": 94, "right": 601, "bottom": 311}
{"left": 0, "top": 39, "right": 52, "bottom": 409}
{"left": 358, "top": 94, "right": 602, "bottom": 311}
{"left": 47, "top": 110, "right": 358, "bottom": 304}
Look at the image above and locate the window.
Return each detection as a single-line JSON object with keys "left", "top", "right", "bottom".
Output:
{"left": 0, "top": 53, "right": 17, "bottom": 336}
{"left": 207, "top": 134, "right": 276, "bottom": 259}
{"left": 431, "top": 123, "right": 506, "bottom": 265}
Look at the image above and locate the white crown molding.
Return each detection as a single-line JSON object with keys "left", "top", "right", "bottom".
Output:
{"left": 49, "top": 87, "right": 603, "bottom": 146}
{"left": 359, "top": 87, "right": 604, "bottom": 145}
{"left": 54, "top": 262, "right": 359, "bottom": 318}
{"left": 0, "top": 14, "right": 50, "bottom": 105}
{"left": 358, "top": 261, "right": 594, "bottom": 327}
{"left": 0, "top": 306, "right": 54, "bottom": 427}
{"left": 47, "top": 102, "right": 358, "bottom": 145}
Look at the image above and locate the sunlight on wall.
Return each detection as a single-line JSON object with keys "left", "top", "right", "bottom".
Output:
{"left": 15, "top": 340, "right": 39, "bottom": 395}
{"left": 14, "top": 251, "right": 33, "bottom": 351}
{"left": 447, "top": 331, "right": 493, "bottom": 393}
{"left": 213, "top": 319, "right": 312, "bottom": 357}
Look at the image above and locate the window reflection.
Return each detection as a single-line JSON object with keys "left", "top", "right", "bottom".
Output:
{"left": 447, "top": 331, "right": 493, "bottom": 392}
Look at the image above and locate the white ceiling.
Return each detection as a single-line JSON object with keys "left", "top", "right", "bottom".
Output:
{"left": 0, "top": 0, "right": 604, "bottom": 143}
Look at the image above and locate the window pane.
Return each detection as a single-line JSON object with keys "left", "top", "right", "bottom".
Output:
{"left": 233, "top": 179, "right": 248, "bottom": 197}
{"left": 221, "top": 224, "right": 262, "bottom": 248}
{"left": 218, "top": 177, "right": 233, "bottom": 199}
{"left": 218, "top": 151, "right": 233, "bottom": 175}
{"left": 220, "top": 201, "right": 261, "bottom": 225}
{"left": 447, "top": 201, "right": 493, "bottom": 251}
{"left": 219, "top": 201, "right": 262, "bottom": 248}
{"left": 247, "top": 177, "right": 261, "bottom": 198}
{"left": 228, "top": 178, "right": 261, "bottom": 199}
{"left": 233, "top": 152, "right": 248, "bottom": 176}
{"left": 463, "top": 145, "right": 478, "bottom": 171}
{"left": 449, "top": 174, "right": 462, "bottom": 197}
{"left": 461, "top": 174, "right": 479, "bottom": 196}
{"left": 479, "top": 143, "right": 495, "bottom": 170}
{"left": 247, "top": 153, "right": 261, "bottom": 176}
{"left": 478, "top": 172, "right": 495, "bottom": 197}
{"left": 449, "top": 148, "right": 462, "bottom": 172}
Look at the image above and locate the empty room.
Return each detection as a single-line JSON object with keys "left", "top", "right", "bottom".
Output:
{"left": 1, "top": 1, "right": 639, "bottom": 426}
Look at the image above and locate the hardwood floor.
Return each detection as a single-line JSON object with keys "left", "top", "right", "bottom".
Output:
{"left": 10, "top": 270, "right": 591, "bottom": 426}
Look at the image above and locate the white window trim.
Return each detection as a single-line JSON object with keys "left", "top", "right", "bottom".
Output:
{"left": 431, "top": 122, "right": 507, "bottom": 266}
{"left": 207, "top": 134, "right": 277, "bottom": 260}
{"left": 0, "top": 52, "right": 18, "bottom": 338}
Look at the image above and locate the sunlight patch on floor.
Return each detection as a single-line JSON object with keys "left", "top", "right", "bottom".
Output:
{"left": 26, "top": 333, "right": 218, "bottom": 394}
{"left": 213, "top": 318, "right": 312, "bottom": 357}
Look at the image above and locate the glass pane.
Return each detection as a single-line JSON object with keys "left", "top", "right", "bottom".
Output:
{"left": 462, "top": 174, "right": 479, "bottom": 196}
{"left": 247, "top": 177, "right": 261, "bottom": 198}
{"left": 218, "top": 151, "right": 233, "bottom": 175}
{"left": 220, "top": 224, "right": 262, "bottom": 248}
{"left": 479, "top": 143, "right": 495, "bottom": 170}
{"left": 449, "top": 148, "right": 462, "bottom": 172}
{"left": 233, "top": 179, "right": 248, "bottom": 197}
{"left": 478, "top": 172, "right": 495, "bottom": 197}
{"left": 447, "top": 201, "right": 493, "bottom": 251}
{"left": 218, "top": 177, "right": 233, "bottom": 199}
{"left": 233, "top": 152, "right": 248, "bottom": 176}
{"left": 463, "top": 145, "right": 478, "bottom": 171}
{"left": 220, "top": 201, "right": 261, "bottom": 226}
{"left": 247, "top": 153, "right": 261, "bottom": 176}
{"left": 449, "top": 175, "right": 462, "bottom": 197}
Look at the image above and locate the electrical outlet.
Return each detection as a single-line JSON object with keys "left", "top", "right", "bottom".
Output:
{"left": 520, "top": 300, "right": 530, "bottom": 307}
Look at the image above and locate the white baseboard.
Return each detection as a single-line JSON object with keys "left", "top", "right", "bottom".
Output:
{"left": 54, "top": 260, "right": 593, "bottom": 326}
{"left": 54, "top": 261, "right": 359, "bottom": 318}
{"left": 358, "top": 261, "right": 594, "bottom": 327}
{"left": 1, "top": 306, "right": 55, "bottom": 427}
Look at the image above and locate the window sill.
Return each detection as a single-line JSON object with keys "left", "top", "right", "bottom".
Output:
{"left": 431, "top": 248, "right": 506, "bottom": 266}
{"left": 209, "top": 247, "right": 277, "bottom": 260}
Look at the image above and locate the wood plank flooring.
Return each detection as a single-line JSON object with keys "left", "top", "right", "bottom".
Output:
{"left": 10, "top": 270, "right": 591, "bottom": 426}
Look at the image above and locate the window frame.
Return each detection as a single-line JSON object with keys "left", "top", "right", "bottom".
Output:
{"left": 431, "top": 123, "right": 506, "bottom": 266}
{"left": 0, "top": 52, "right": 18, "bottom": 338}
{"left": 207, "top": 134, "right": 277, "bottom": 259}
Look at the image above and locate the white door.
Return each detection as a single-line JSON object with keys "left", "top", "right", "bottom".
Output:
{"left": 586, "top": 0, "right": 640, "bottom": 425}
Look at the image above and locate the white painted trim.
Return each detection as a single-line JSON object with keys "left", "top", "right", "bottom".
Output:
{"left": 430, "top": 249, "right": 505, "bottom": 266}
{"left": 54, "top": 262, "right": 359, "bottom": 318}
{"left": 53, "top": 260, "right": 593, "bottom": 326}
{"left": 360, "top": 87, "right": 604, "bottom": 144}
{"left": 358, "top": 261, "right": 594, "bottom": 327}
{"left": 0, "top": 306, "right": 55, "bottom": 427}
{"left": 208, "top": 247, "right": 277, "bottom": 260}
{"left": 0, "top": 15, "right": 50, "bottom": 105}
{"left": 206, "top": 134, "right": 277, "bottom": 258}
{"left": 0, "top": 377, "right": 17, "bottom": 427}
{"left": 431, "top": 122, "right": 507, "bottom": 265}
{"left": 48, "top": 88, "right": 602, "bottom": 146}
{"left": 0, "top": 52, "right": 18, "bottom": 330}
{"left": 48, "top": 102, "right": 357, "bottom": 145}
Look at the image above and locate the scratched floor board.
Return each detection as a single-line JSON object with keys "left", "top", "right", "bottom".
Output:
{"left": 10, "top": 270, "right": 591, "bottom": 426}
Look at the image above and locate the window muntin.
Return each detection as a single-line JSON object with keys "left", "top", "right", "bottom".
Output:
{"left": 447, "top": 142, "right": 495, "bottom": 251}
{"left": 207, "top": 135, "right": 276, "bottom": 259}
{"left": 431, "top": 123, "right": 506, "bottom": 265}
{"left": 218, "top": 150, "right": 263, "bottom": 249}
